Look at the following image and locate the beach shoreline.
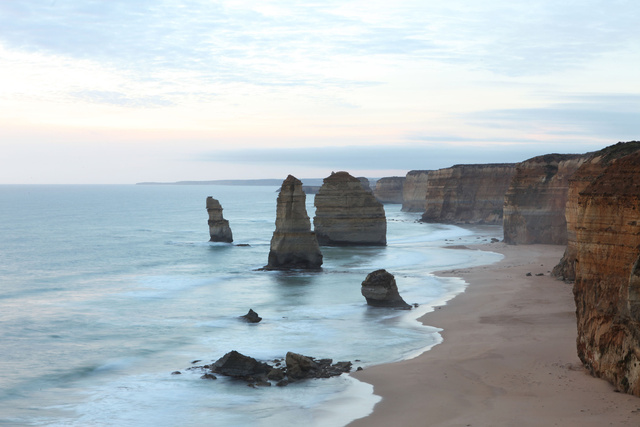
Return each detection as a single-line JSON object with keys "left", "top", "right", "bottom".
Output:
{"left": 349, "top": 242, "right": 640, "bottom": 426}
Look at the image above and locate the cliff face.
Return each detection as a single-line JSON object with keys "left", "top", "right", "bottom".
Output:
{"left": 374, "top": 177, "right": 405, "bottom": 204}
{"left": 265, "top": 175, "right": 323, "bottom": 270}
{"left": 554, "top": 141, "right": 640, "bottom": 281}
{"left": 503, "top": 154, "right": 588, "bottom": 245}
{"left": 420, "top": 164, "right": 516, "bottom": 224}
{"left": 314, "top": 171, "right": 387, "bottom": 246}
{"left": 402, "top": 170, "right": 430, "bottom": 212}
{"left": 572, "top": 151, "right": 640, "bottom": 396}
{"left": 206, "top": 197, "right": 233, "bottom": 243}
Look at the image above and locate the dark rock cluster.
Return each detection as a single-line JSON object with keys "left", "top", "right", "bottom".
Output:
{"left": 186, "top": 350, "right": 353, "bottom": 387}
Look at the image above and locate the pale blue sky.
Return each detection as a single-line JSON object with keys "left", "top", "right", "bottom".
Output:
{"left": 1, "top": 0, "right": 638, "bottom": 183}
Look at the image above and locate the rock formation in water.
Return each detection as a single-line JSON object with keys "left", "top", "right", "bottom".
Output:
{"left": 240, "top": 309, "right": 262, "bottom": 323}
{"left": 503, "top": 154, "right": 588, "bottom": 245}
{"left": 373, "top": 176, "right": 405, "bottom": 204}
{"left": 570, "top": 150, "right": 640, "bottom": 396}
{"left": 313, "top": 172, "right": 387, "bottom": 246}
{"left": 357, "top": 177, "right": 373, "bottom": 193}
{"left": 402, "top": 170, "right": 430, "bottom": 212}
{"left": 206, "top": 197, "right": 233, "bottom": 243}
{"left": 553, "top": 141, "right": 640, "bottom": 281}
{"left": 420, "top": 164, "right": 516, "bottom": 224}
{"left": 265, "top": 175, "right": 323, "bottom": 270}
{"left": 361, "top": 269, "right": 411, "bottom": 309}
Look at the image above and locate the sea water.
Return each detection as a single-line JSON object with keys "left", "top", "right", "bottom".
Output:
{"left": 0, "top": 184, "right": 502, "bottom": 426}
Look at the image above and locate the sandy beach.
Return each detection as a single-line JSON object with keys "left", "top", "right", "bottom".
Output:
{"left": 350, "top": 243, "right": 640, "bottom": 427}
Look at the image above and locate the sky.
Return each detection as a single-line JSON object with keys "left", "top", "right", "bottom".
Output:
{"left": 1, "top": 0, "right": 639, "bottom": 184}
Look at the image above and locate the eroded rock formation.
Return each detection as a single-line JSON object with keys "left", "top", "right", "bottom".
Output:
{"left": 571, "top": 150, "right": 640, "bottom": 396}
{"left": 421, "top": 164, "right": 516, "bottom": 224}
{"left": 402, "top": 170, "right": 430, "bottom": 212}
{"left": 361, "top": 269, "right": 410, "bottom": 309}
{"left": 503, "top": 154, "right": 588, "bottom": 245}
{"left": 553, "top": 141, "right": 640, "bottom": 280}
{"left": 374, "top": 177, "right": 405, "bottom": 204}
{"left": 265, "top": 175, "right": 322, "bottom": 270}
{"left": 206, "top": 197, "right": 233, "bottom": 243}
{"left": 313, "top": 171, "right": 387, "bottom": 246}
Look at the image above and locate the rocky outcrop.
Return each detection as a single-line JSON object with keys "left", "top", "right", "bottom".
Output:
{"left": 421, "top": 164, "right": 516, "bottom": 224}
{"left": 402, "top": 170, "right": 430, "bottom": 212}
{"left": 206, "top": 197, "right": 233, "bottom": 243}
{"left": 503, "top": 154, "right": 588, "bottom": 245}
{"left": 265, "top": 175, "right": 323, "bottom": 270}
{"left": 357, "top": 177, "right": 373, "bottom": 193}
{"left": 554, "top": 141, "right": 640, "bottom": 281}
{"left": 361, "top": 269, "right": 411, "bottom": 309}
{"left": 240, "top": 309, "right": 262, "bottom": 323}
{"left": 373, "top": 177, "right": 405, "bottom": 204}
{"left": 313, "top": 172, "right": 387, "bottom": 246}
{"left": 571, "top": 150, "right": 640, "bottom": 396}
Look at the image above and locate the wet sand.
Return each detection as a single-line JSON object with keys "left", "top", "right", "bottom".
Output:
{"left": 350, "top": 243, "right": 640, "bottom": 427}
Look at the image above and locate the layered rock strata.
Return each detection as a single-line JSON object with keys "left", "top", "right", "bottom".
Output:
{"left": 313, "top": 172, "right": 387, "bottom": 246}
{"left": 402, "top": 170, "right": 430, "bottom": 212}
{"left": 265, "top": 175, "right": 323, "bottom": 270}
{"left": 554, "top": 141, "right": 640, "bottom": 281}
{"left": 421, "top": 164, "right": 516, "bottom": 224}
{"left": 206, "top": 197, "right": 233, "bottom": 242}
{"left": 503, "top": 154, "right": 588, "bottom": 245}
{"left": 373, "top": 177, "right": 405, "bottom": 204}
{"left": 361, "top": 269, "right": 410, "bottom": 309}
{"left": 571, "top": 150, "right": 640, "bottom": 396}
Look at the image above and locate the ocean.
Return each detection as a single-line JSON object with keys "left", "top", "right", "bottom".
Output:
{"left": 0, "top": 184, "right": 502, "bottom": 426}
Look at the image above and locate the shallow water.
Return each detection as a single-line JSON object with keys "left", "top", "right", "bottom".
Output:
{"left": 0, "top": 184, "right": 502, "bottom": 426}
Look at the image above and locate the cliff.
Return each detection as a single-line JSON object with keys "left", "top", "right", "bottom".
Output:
{"left": 554, "top": 141, "right": 640, "bottom": 281}
{"left": 373, "top": 177, "right": 405, "bottom": 204}
{"left": 402, "top": 170, "right": 430, "bottom": 212}
{"left": 571, "top": 150, "right": 640, "bottom": 396}
{"left": 420, "top": 164, "right": 516, "bottom": 224}
{"left": 503, "top": 154, "right": 588, "bottom": 245}
{"left": 265, "top": 175, "right": 323, "bottom": 270}
{"left": 313, "top": 172, "right": 387, "bottom": 246}
{"left": 206, "top": 197, "right": 233, "bottom": 243}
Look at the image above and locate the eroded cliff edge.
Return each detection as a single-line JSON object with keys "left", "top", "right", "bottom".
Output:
{"left": 420, "top": 164, "right": 516, "bottom": 224}
{"left": 374, "top": 177, "right": 405, "bottom": 204}
{"left": 503, "top": 153, "right": 588, "bottom": 245}
{"left": 401, "top": 170, "right": 430, "bottom": 212}
{"left": 571, "top": 150, "right": 640, "bottom": 396}
{"left": 553, "top": 141, "right": 640, "bottom": 280}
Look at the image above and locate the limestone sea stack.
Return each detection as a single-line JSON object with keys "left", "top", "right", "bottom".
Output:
{"left": 373, "top": 176, "right": 405, "bottom": 204}
{"left": 402, "top": 170, "right": 430, "bottom": 212}
{"left": 361, "top": 269, "right": 410, "bottom": 309}
{"left": 502, "top": 154, "right": 588, "bottom": 245}
{"left": 265, "top": 175, "right": 323, "bottom": 270}
{"left": 553, "top": 141, "right": 640, "bottom": 281}
{"left": 313, "top": 171, "right": 387, "bottom": 246}
{"left": 421, "top": 164, "right": 516, "bottom": 224}
{"left": 571, "top": 150, "right": 640, "bottom": 396}
{"left": 206, "top": 197, "right": 233, "bottom": 243}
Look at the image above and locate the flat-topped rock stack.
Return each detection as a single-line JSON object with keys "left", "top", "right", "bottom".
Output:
{"left": 265, "top": 175, "right": 323, "bottom": 270}
{"left": 313, "top": 171, "right": 387, "bottom": 246}
{"left": 206, "top": 197, "right": 233, "bottom": 243}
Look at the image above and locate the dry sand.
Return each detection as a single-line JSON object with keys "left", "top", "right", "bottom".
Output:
{"left": 350, "top": 243, "right": 640, "bottom": 427}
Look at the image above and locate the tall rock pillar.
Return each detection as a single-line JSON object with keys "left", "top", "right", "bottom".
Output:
{"left": 206, "top": 197, "right": 233, "bottom": 243}
{"left": 265, "top": 175, "right": 323, "bottom": 270}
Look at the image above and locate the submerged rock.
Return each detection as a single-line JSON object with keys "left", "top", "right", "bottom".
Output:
{"left": 206, "top": 197, "right": 233, "bottom": 243}
{"left": 240, "top": 309, "right": 262, "bottom": 323}
{"left": 361, "top": 269, "right": 411, "bottom": 309}
{"left": 265, "top": 175, "right": 323, "bottom": 270}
